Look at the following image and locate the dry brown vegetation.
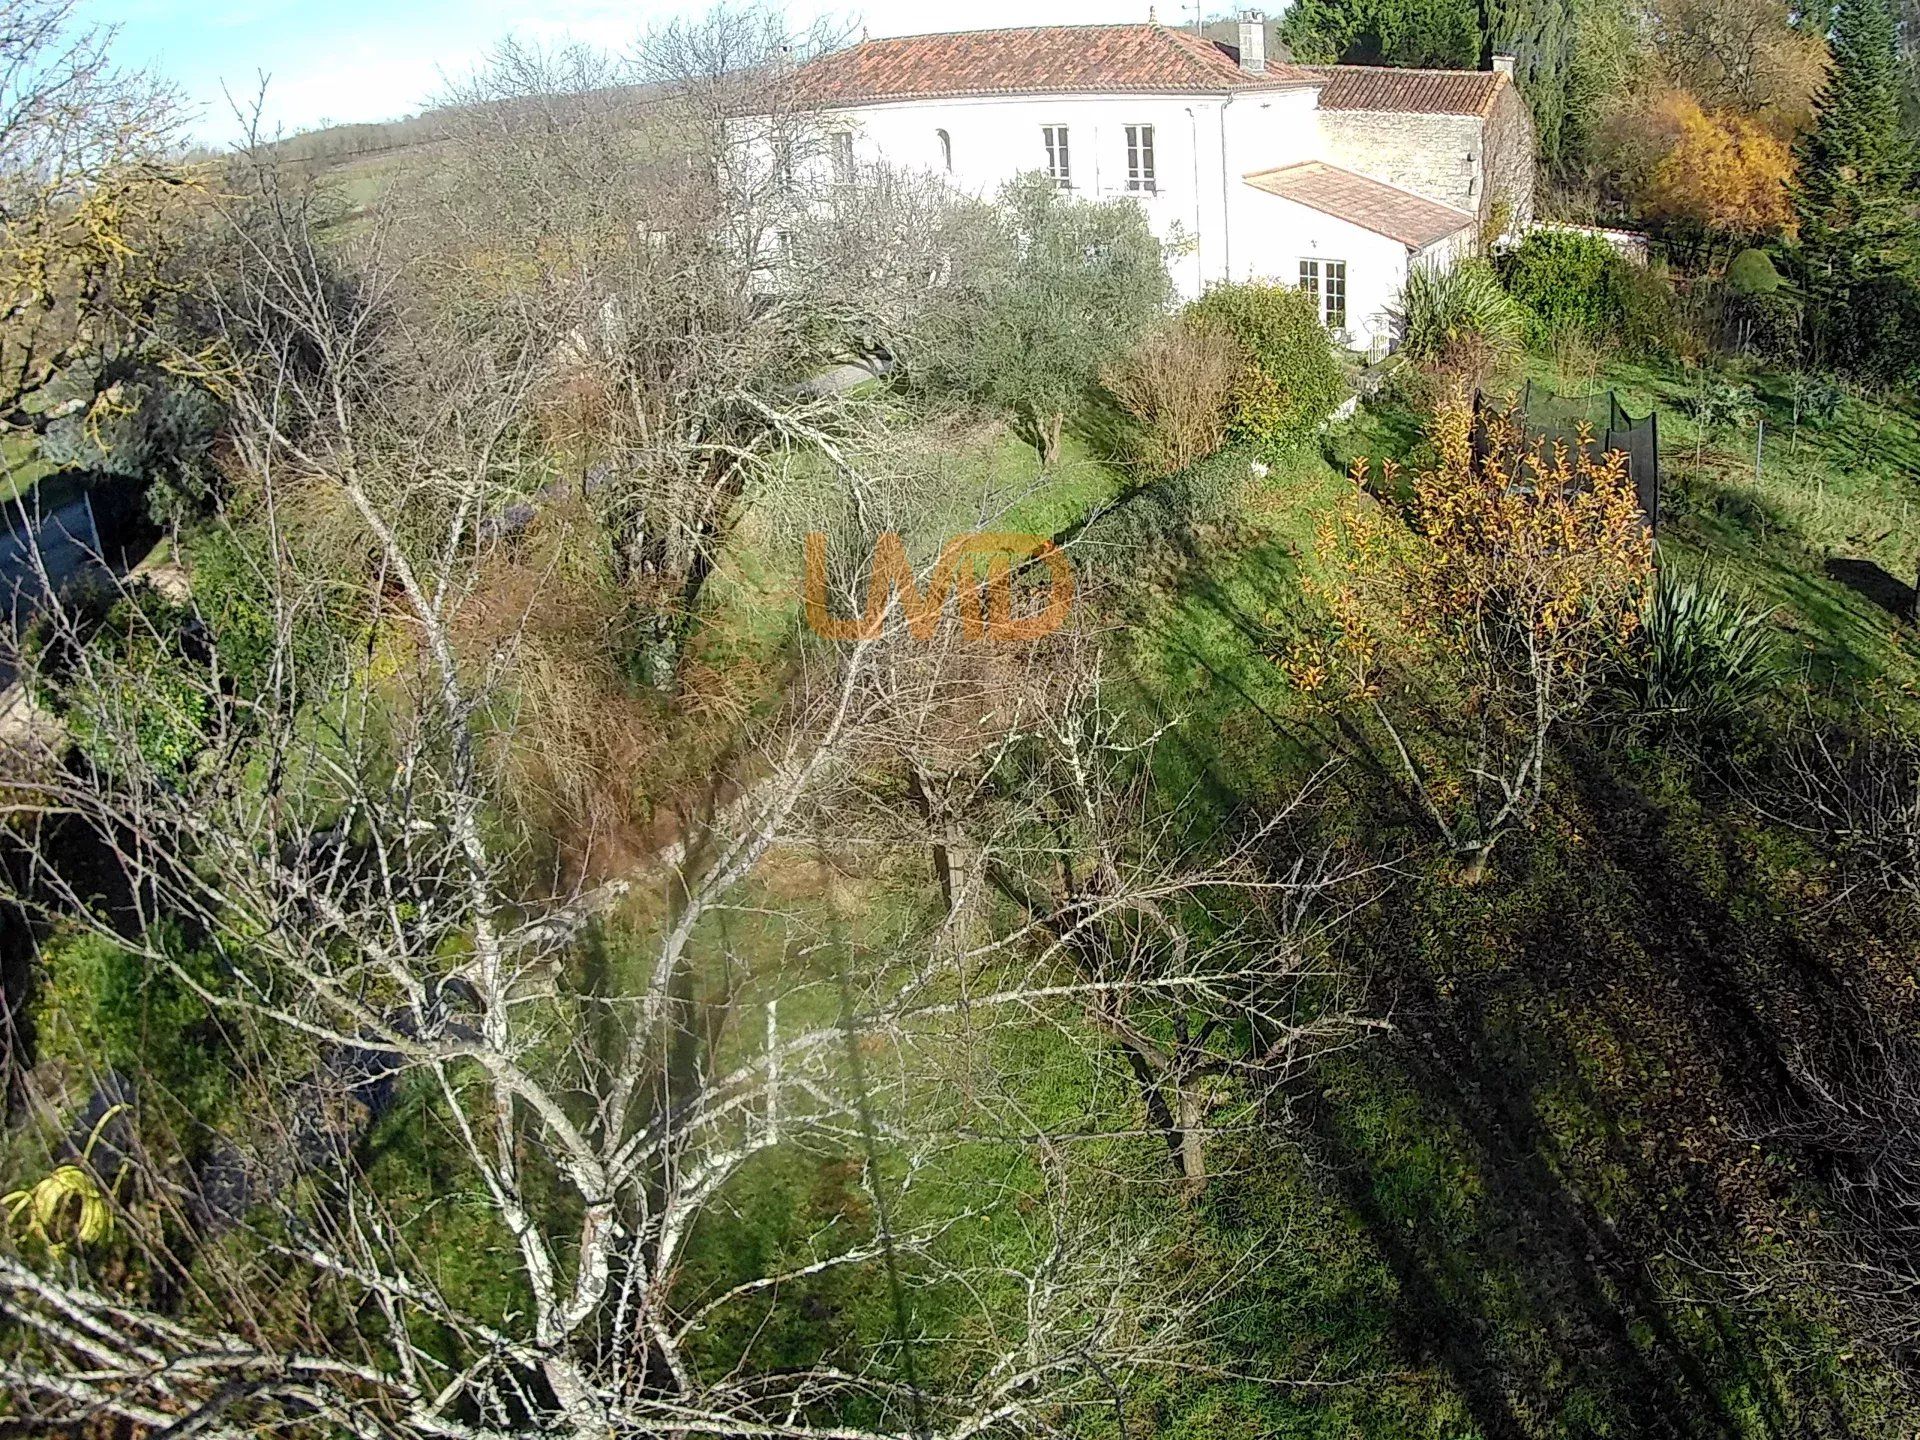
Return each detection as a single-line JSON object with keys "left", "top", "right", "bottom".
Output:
{"left": 1102, "top": 314, "right": 1247, "bottom": 477}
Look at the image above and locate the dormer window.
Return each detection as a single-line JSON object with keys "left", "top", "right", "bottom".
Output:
{"left": 1042, "top": 125, "right": 1071, "bottom": 188}
{"left": 936, "top": 127, "right": 952, "bottom": 171}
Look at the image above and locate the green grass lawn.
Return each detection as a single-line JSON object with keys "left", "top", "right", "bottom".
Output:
{"left": 1523, "top": 351, "right": 1920, "bottom": 699}
{"left": 0, "top": 432, "right": 55, "bottom": 506}
{"left": 374, "top": 367, "right": 1920, "bottom": 1439}
{"left": 1042, "top": 355, "right": 1920, "bottom": 1438}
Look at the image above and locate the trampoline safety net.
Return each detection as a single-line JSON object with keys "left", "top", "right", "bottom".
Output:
{"left": 1474, "top": 382, "right": 1661, "bottom": 530}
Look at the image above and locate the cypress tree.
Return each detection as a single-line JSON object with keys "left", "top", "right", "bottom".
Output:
{"left": 1793, "top": 0, "right": 1917, "bottom": 355}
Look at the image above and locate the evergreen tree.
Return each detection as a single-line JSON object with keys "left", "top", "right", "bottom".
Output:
{"left": 1279, "top": 0, "right": 1632, "bottom": 175}
{"left": 1793, "top": 0, "right": 1917, "bottom": 358}
{"left": 1279, "top": 0, "right": 1481, "bottom": 69}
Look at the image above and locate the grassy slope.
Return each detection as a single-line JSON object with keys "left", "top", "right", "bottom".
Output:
{"left": 1095, "top": 357, "right": 1920, "bottom": 1438}
{"left": 560, "top": 368, "right": 1917, "bottom": 1438}
{"left": 0, "top": 433, "right": 56, "bottom": 506}
{"left": 1527, "top": 352, "right": 1920, "bottom": 698}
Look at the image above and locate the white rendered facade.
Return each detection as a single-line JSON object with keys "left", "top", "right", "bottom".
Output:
{"left": 764, "top": 28, "right": 1531, "bottom": 354}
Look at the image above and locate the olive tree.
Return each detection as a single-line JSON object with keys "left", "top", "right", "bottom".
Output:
{"left": 917, "top": 174, "right": 1174, "bottom": 468}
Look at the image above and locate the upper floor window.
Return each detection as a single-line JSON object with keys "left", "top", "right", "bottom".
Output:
{"left": 1042, "top": 125, "right": 1071, "bottom": 188}
{"left": 1125, "top": 124, "right": 1156, "bottom": 192}
{"left": 936, "top": 128, "right": 952, "bottom": 171}
{"left": 831, "top": 131, "right": 854, "bottom": 183}
{"left": 1298, "top": 258, "right": 1348, "bottom": 332}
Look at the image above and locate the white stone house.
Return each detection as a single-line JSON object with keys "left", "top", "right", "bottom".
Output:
{"left": 759, "top": 15, "right": 1534, "bottom": 355}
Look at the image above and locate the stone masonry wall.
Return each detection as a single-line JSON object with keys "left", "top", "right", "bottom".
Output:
{"left": 1315, "top": 110, "right": 1484, "bottom": 214}
{"left": 1315, "top": 82, "right": 1536, "bottom": 236}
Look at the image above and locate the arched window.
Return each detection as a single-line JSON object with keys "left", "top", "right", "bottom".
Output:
{"left": 935, "top": 128, "right": 952, "bottom": 171}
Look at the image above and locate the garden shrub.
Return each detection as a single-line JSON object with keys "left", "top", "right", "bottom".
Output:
{"left": 1502, "top": 229, "right": 1625, "bottom": 340}
{"left": 1078, "top": 443, "right": 1262, "bottom": 566}
{"left": 29, "top": 523, "right": 339, "bottom": 772}
{"left": 1624, "top": 568, "right": 1779, "bottom": 734}
{"left": 1822, "top": 269, "right": 1920, "bottom": 390}
{"left": 1690, "top": 372, "right": 1760, "bottom": 441}
{"left": 36, "top": 928, "right": 231, "bottom": 1123}
{"left": 1185, "top": 282, "right": 1346, "bottom": 452}
{"left": 1726, "top": 248, "right": 1783, "bottom": 297}
{"left": 25, "top": 580, "right": 211, "bottom": 777}
{"left": 1615, "top": 261, "right": 1690, "bottom": 359}
{"left": 1101, "top": 314, "right": 1246, "bottom": 476}
{"left": 1791, "top": 371, "right": 1845, "bottom": 429}
{"left": 182, "top": 523, "right": 294, "bottom": 698}
{"left": 1391, "top": 258, "right": 1528, "bottom": 382}
{"left": 38, "top": 371, "right": 224, "bottom": 526}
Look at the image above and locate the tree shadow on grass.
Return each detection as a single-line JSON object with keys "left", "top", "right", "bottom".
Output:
{"left": 1277, "top": 741, "right": 1889, "bottom": 1438}
{"left": 1067, "top": 389, "right": 1140, "bottom": 474}
{"left": 1669, "top": 472, "right": 1917, "bottom": 687}
{"left": 1823, "top": 557, "right": 1914, "bottom": 622}
{"left": 1118, "top": 534, "right": 1332, "bottom": 826}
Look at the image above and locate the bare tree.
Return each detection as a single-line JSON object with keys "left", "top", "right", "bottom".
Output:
{"left": 963, "top": 664, "right": 1383, "bottom": 1196}
{"left": 0, "top": 132, "right": 1210, "bottom": 1438}
{"left": 410, "top": 9, "right": 913, "bottom": 690}
{"left": 0, "top": 0, "right": 189, "bottom": 438}
{"left": 1774, "top": 718, "right": 1920, "bottom": 909}
{"left": 0, "top": 14, "right": 1383, "bottom": 1428}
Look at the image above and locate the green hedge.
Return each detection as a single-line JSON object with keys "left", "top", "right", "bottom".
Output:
{"left": 1076, "top": 443, "right": 1259, "bottom": 568}
{"left": 1503, "top": 230, "right": 1626, "bottom": 339}
{"left": 1186, "top": 283, "right": 1347, "bottom": 452}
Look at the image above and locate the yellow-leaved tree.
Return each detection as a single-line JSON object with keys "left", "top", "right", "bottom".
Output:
{"left": 0, "top": 0, "right": 195, "bottom": 439}
{"left": 1637, "top": 91, "right": 1797, "bottom": 241}
{"left": 1288, "top": 400, "right": 1654, "bottom": 882}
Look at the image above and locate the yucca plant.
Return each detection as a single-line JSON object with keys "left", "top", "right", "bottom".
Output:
{"left": 1631, "top": 568, "right": 1780, "bottom": 732}
{"left": 1392, "top": 259, "right": 1530, "bottom": 369}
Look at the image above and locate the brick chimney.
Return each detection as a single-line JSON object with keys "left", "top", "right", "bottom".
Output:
{"left": 1238, "top": 10, "right": 1266, "bottom": 74}
{"left": 1492, "top": 53, "right": 1516, "bottom": 76}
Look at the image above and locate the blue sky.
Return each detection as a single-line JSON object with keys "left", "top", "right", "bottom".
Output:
{"left": 93, "top": 1, "right": 1208, "bottom": 144}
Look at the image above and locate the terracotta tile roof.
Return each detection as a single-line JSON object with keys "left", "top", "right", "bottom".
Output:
{"left": 784, "top": 24, "right": 1318, "bottom": 107}
{"left": 1242, "top": 162, "right": 1475, "bottom": 249}
{"left": 1306, "top": 65, "right": 1508, "bottom": 116}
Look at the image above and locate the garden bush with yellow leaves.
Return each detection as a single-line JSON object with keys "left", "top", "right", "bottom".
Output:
{"left": 1287, "top": 400, "right": 1654, "bottom": 881}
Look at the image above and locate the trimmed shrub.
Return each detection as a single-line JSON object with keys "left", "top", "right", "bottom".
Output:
{"left": 1503, "top": 229, "right": 1625, "bottom": 339}
{"left": 1726, "top": 247, "right": 1783, "bottom": 297}
{"left": 1186, "top": 282, "right": 1347, "bottom": 452}
{"left": 1077, "top": 443, "right": 1263, "bottom": 567}
{"left": 1392, "top": 259, "right": 1529, "bottom": 377}
{"left": 1615, "top": 261, "right": 1690, "bottom": 359}
{"left": 1101, "top": 314, "right": 1246, "bottom": 477}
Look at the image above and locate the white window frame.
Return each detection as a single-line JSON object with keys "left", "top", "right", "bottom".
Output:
{"left": 1042, "top": 125, "right": 1071, "bottom": 189}
{"left": 1125, "top": 123, "right": 1156, "bottom": 193}
{"left": 1298, "top": 257, "right": 1348, "bottom": 332}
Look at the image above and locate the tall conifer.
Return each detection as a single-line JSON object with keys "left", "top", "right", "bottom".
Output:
{"left": 1794, "top": 0, "right": 1916, "bottom": 353}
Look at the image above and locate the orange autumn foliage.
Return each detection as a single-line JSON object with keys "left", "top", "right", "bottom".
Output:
{"left": 1640, "top": 92, "right": 1796, "bottom": 238}
{"left": 1287, "top": 399, "right": 1654, "bottom": 879}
